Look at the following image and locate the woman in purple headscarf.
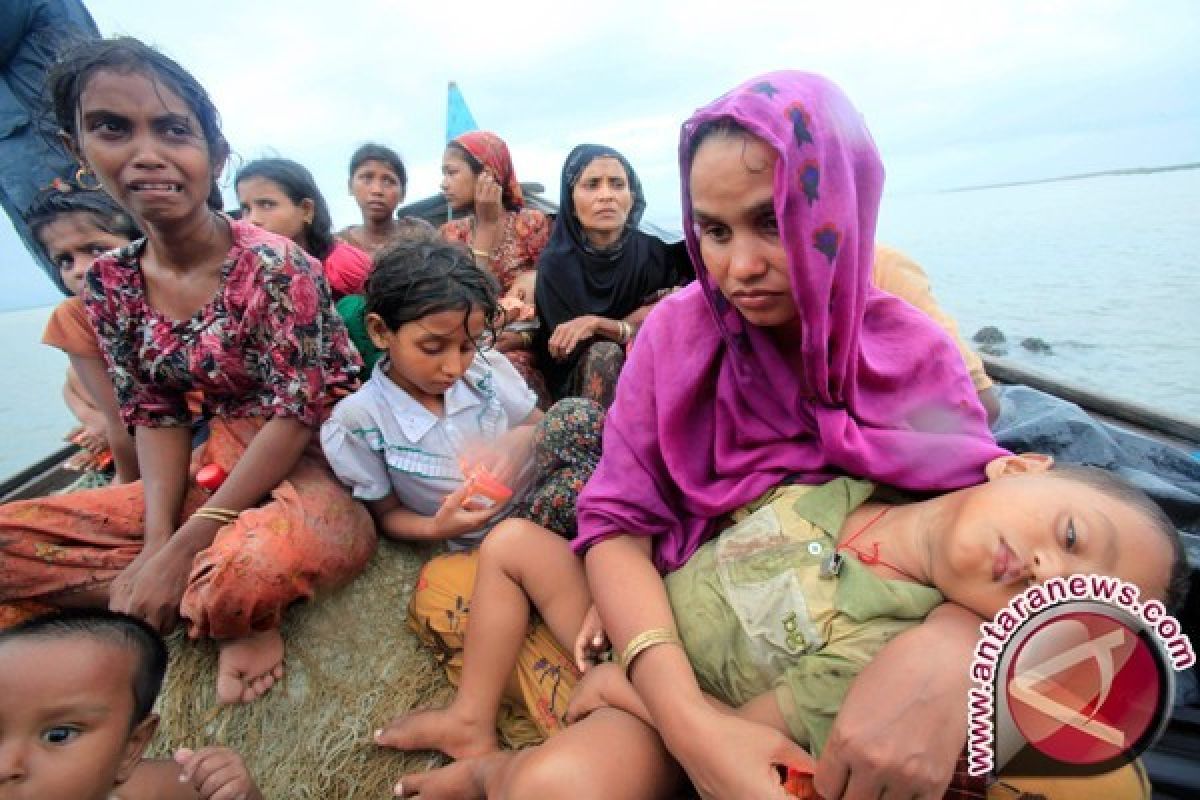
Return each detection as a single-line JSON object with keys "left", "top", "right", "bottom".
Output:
{"left": 394, "top": 72, "right": 1007, "bottom": 799}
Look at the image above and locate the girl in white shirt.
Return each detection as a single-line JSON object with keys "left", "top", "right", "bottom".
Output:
{"left": 321, "top": 240, "right": 605, "bottom": 750}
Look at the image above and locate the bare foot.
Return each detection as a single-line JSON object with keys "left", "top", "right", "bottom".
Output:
{"left": 216, "top": 629, "right": 284, "bottom": 705}
{"left": 394, "top": 754, "right": 509, "bottom": 799}
{"left": 375, "top": 703, "right": 498, "bottom": 759}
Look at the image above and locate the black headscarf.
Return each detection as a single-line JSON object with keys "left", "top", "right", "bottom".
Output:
{"left": 535, "top": 144, "right": 684, "bottom": 394}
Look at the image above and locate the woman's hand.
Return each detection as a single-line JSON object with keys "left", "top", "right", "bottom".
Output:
{"left": 109, "top": 548, "right": 156, "bottom": 609}
{"left": 573, "top": 603, "right": 609, "bottom": 672}
{"left": 109, "top": 540, "right": 196, "bottom": 633}
{"left": 548, "top": 315, "right": 602, "bottom": 360}
{"left": 474, "top": 171, "right": 503, "bottom": 225}
{"left": 813, "top": 604, "right": 978, "bottom": 800}
{"left": 672, "top": 707, "right": 814, "bottom": 800}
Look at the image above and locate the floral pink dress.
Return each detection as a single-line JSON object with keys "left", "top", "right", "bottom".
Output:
{"left": 0, "top": 220, "right": 375, "bottom": 640}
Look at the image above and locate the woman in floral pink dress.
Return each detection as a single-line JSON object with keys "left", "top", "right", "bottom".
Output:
{"left": 0, "top": 37, "right": 375, "bottom": 706}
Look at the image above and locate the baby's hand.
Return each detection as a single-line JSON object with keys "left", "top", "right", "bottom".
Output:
{"left": 572, "top": 604, "right": 609, "bottom": 672}
{"left": 174, "top": 747, "right": 263, "bottom": 800}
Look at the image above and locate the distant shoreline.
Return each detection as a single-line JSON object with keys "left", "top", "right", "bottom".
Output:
{"left": 0, "top": 302, "right": 58, "bottom": 315}
{"left": 944, "top": 162, "right": 1200, "bottom": 193}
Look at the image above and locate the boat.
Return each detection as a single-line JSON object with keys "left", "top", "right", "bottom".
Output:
{"left": 3, "top": 236, "right": 1198, "bottom": 799}
{"left": 2, "top": 67, "right": 1197, "bottom": 799}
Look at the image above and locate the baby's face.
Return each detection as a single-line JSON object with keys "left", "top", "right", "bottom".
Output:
{"left": 0, "top": 637, "right": 146, "bottom": 800}
{"left": 930, "top": 473, "right": 1172, "bottom": 619}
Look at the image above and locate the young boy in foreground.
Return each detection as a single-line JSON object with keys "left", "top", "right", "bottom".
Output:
{"left": 0, "top": 609, "right": 261, "bottom": 800}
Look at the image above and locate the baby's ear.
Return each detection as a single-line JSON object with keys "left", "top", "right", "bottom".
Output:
{"left": 984, "top": 452, "right": 1054, "bottom": 481}
{"left": 114, "top": 713, "right": 159, "bottom": 785}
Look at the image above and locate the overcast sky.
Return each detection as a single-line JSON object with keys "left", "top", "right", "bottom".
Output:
{"left": 3, "top": 0, "right": 1198, "bottom": 308}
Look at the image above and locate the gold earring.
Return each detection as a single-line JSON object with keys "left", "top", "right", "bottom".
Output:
{"left": 74, "top": 166, "right": 102, "bottom": 191}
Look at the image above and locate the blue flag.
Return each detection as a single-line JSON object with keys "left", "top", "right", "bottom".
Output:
{"left": 446, "top": 81, "right": 479, "bottom": 142}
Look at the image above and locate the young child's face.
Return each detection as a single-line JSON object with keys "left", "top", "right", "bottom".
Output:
{"left": 931, "top": 471, "right": 1172, "bottom": 618}
{"left": 237, "top": 176, "right": 312, "bottom": 247}
{"left": 0, "top": 636, "right": 154, "bottom": 800}
{"left": 368, "top": 307, "right": 488, "bottom": 402}
{"left": 37, "top": 213, "right": 131, "bottom": 296}
{"left": 350, "top": 159, "right": 402, "bottom": 224}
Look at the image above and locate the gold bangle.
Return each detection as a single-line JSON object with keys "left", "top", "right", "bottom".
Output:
{"left": 471, "top": 247, "right": 491, "bottom": 260}
{"left": 191, "top": 507, "right": 240, "bottom": 524}
{"left": 619, "top": 627, "right": 681, "bottom": 675}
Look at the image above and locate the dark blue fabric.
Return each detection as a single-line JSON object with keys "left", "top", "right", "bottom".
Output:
{"left": 0, "top": 0, "right": 99, "bottom": 291}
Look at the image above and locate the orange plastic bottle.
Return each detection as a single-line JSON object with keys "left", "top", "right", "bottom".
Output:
{"left": 460, "top": 465, "right": 513, "bottom": 510}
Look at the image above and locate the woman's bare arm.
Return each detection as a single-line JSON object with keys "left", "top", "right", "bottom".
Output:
{"left": 70, "top": 354, "right": 139, "bottom": 483}
{"left": 586, "top": 535, "right": 809, "bottom": 799}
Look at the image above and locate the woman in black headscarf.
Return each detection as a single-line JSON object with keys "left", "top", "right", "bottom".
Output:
{"left": 534, "top": 144, "right": 688, "bottom": 408}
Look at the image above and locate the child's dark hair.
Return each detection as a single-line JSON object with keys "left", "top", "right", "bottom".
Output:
{"left": 349, "top": 143, "right": 407, "bottom": 191}
{"left": 366, "top": 241, "right": 499, "bottom": 339}
{"left": 48, "top": 36, "right": 229, "bottom": 211}
{"left": 1054, "top": 464, "right": 1191, "bottom": 612}
{"left": 0, "top": 608, "right": 167, "bottom": 728}
{"left": 27, "top": 188, "right": 142, "bottom": 248}
{"left": 235, "top": 158, "right": 335, "bottom": 260}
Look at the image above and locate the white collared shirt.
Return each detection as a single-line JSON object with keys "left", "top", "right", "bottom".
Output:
{"left": 320, "top": 351, "right": 537, "bottom": 549}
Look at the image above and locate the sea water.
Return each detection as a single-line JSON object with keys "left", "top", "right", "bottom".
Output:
{"left": 0, "top": 305, "right": 72, "bottom": 479}
{"left": 876, "top": 168, "right": 1199, "bottom": 422}
{"left": 1, "top": 169, "right": 1197, "bottom": 480}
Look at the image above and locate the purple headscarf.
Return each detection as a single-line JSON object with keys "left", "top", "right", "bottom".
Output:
{"left": 574, "top": 71, "right": 1009, "bottom": 572}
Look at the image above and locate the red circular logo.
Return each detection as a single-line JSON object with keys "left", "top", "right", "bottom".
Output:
{"left": 1004, "top": 609, "right": 1167, "bottom": 768}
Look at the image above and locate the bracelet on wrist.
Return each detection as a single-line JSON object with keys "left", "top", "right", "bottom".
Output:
{"left": 617, "top": 320, "right": 634, "bottom": 344}
{"left": 190, "top": 506, "right": 240, "bottom": 525}
{"left": 619, "top": 627, "right": 682, "bottom": 676}
{"left": 471, "top": 247, "right": 491, "bottom": 260}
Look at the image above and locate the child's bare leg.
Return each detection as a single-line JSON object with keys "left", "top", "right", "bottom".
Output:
{"left": 566, "top": 661, "right": 652, "bottom": 726}
{"left": 397, "top": 708, "right": 682, "bottom": 800}
{"left": 497, "top": 707, "right": 683, "bottom": 799}
{"left": 378, "top": 519, "right": 591, "bottom": 758}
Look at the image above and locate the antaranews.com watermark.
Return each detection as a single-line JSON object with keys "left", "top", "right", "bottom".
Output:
{"left": 968, "top": 574, "right": 1195, "bottom": 778}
